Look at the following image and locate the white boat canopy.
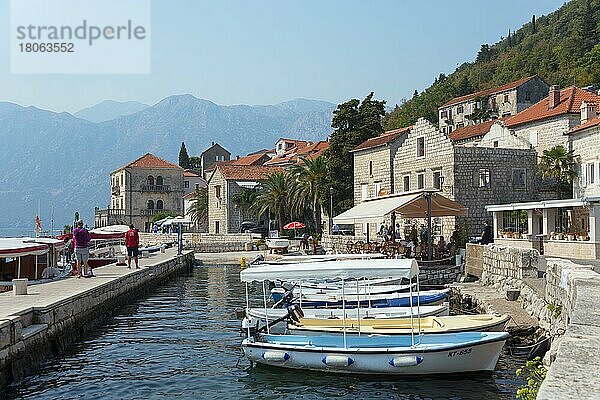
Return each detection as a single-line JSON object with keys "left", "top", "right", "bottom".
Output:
{"left": 240, "top": 258, "right": 419, "bottom": 282}
{"left": 333, "top": 190, "right": 467, "bottom": 225}
{"left": 0, "top": 238, "right": 49, "bottom": 258}
{"left": 90, "top": 225, "right": 130, "bottom": 234}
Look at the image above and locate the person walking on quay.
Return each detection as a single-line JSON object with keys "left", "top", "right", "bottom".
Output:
{"left": 73, "top": 220, "right": 92, "bottom": 278}
{"left": 125, "top": 224, "right": 140, "bottom": 269}
{"left": 480, "top": 221, "right": 493, "bottom": 245}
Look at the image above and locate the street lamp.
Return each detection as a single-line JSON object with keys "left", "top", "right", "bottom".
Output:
{"left": 329, "top": 187, "right": 334, "bottom": 235}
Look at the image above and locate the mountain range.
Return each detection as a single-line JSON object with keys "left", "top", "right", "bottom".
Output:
{"left": 74, "top": 100, "right": 149, "bottom": 123}
{"left": 0, "top": 96, "right": 336, "bottom": 234}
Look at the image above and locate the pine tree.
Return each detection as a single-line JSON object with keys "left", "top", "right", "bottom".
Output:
{"left": 178, "top": 142, "right": 190, "bottom": 169}
{"left": 532, "top": 14, "right": 536, "bottom": 34}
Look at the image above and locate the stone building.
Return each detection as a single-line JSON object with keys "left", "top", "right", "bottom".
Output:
{"left": 568, "top": 102, "right": 600, "bottom": 197}
{"left": 265, "top": 140, "right": 328, "bottom": 167}
{"left": 504, "top": 85, "right": 600, "bottom": 155}
{"left": 351, "top": 127, "right": 410, "bottom": 204}
{"left": 94, "top": 153, "right": 184, "bottom": 231}
{"left": 183, "top": 169, "right": 206, "bottom": 196}
{"left": 207, "top": 164, "right": 282, "bottom": 234}
{"left": 438, "top": 75, "right": 548, "bottom": 134}
{"left": 200, "top": 142, "right": 231, "bottom": 179}
{"left": 388, "top": 118, "right": 539, "bottom": 239}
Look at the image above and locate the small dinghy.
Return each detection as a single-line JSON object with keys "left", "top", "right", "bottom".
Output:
{"left": 287, "top": 314, "right": 510, "bottom": 335}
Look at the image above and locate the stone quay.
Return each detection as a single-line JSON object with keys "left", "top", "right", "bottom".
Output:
{"left": 0, "top": 248, "right": 195, "bottom": 388}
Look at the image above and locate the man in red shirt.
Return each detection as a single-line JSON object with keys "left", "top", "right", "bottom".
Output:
{"left": 125, "top": 224, "right": 140, "bottom": 269}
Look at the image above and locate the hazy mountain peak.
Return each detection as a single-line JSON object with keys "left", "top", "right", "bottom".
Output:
{"left": 75, "top": 100, "right": 149, "bottom": 123}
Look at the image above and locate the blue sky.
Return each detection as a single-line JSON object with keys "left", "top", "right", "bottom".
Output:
{"left": 0, "top": 0, "right": 566, "bottom": 113}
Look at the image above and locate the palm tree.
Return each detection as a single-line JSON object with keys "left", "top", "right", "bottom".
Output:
{"left": 232, "top": 188, "right": 258, "bottom": 223}
{"left": 253, "top": 172, "right": 294, "bottom": 233}
{"left": 539, "top": 145, "right": 577, "bottom": 199}
{"left": 289, "top": 156, "right": 328, "bottom": 233}
{"left": 186, "top": 187, "right": 208, "bottom": 228}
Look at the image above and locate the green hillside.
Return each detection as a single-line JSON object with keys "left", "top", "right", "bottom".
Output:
{"left": 385, "top": 0, "right": 600, "bottom": 129}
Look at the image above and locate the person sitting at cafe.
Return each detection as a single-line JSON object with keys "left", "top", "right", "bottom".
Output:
{"left": 436, "top": 236, "right": 447, "bottom": 257}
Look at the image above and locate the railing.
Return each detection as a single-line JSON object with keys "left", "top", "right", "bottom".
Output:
{"left": 95, "top": 208, "right": 126, "bottom": 217}
{"left": 141, "top": 185, "right": 171, "bottom": 192}
{"left": 141, "top": 209, "right": 170, "bottom": 216}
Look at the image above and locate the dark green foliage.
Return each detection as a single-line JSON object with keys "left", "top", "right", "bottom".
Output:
{"left": 188, "top": 156, "right": 202, "bottom": 170}
{"left": 386, "top": 0, "right": 600, "bottom": 130}
{"left": 178, "top": 142, "right": 190, "bottom": 169}
{"left": 325, "top": 93, "right": 386, "bottom": 214}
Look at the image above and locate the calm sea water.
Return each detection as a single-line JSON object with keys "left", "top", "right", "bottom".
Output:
{"left": 1, "top": 265, "right": 526, "bottom": 400}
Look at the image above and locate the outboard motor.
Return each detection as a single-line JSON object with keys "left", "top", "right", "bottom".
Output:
{"left": 241, "top": 315, "right": 259, "bottom": 338}
{"left": 287, "top": 304, "right": 305, "bottom": 323}
{"left": 250, "top": 254, "right": 265, "bottom": 265}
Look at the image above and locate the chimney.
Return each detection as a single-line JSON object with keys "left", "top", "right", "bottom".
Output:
{"left": 580, "top": 101, "right": 597, "bottom": 124}
{"left": 549, "top": 85, "right": 560, "bottom": 109}
{"left": 236, "top": 155, "right": 240, "bottom": 160}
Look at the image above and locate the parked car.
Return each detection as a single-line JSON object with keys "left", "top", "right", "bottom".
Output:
{"left": 240, "top": 221, "right": 268, "bottom": 238}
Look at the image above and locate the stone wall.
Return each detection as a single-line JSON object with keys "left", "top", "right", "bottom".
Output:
{"left": 453, "top": 146, "right": 539, "bottom": 234}
{"left": 139, "top": 232, "right": 253, "bottom": 252}
{"left": 537, "top": 259, "right": 600, "bottom": 399}
{"left": 0, "top": 251, "right": 195, "bottom": 388}
{"left": 321, "top": 234, "right": 367, "bottom": 253}
{"left": 465, "top": 243, "right": 484, "bottom": 277}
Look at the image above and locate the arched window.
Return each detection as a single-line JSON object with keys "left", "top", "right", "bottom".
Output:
{"left": 156, "top": 176, "right": 164, "bottom": 186}
{"left": 147, "top": 175, "right": 154, "bottom": 186}
{"left": 156, "top": 199, "right": 164, "bottom": 210}
{"left": 147, "top": 200, "right": 154, "bottom": 210}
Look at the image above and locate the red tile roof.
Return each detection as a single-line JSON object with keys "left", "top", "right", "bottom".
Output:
{"left": 568, "top": 116, "right": 600, "bottom": 135}
{"left": 183, "top": 169, "right": 201, "bottom": 177}
{"left": 216, "top": 164, "right": 283, "bottom": 180}
{"left": 118, "top": 153, "right": 182, "bottom": 171}
{"left": 352, "top": 127, "right": 411, "bottom": 152}
{"left": 296, "top": 141, "right": 329, "bottom": 163}
{"left": 448, "top": 120, "right": 497, "bottom": 142}
{"left": 441, "top": 75, "right": 538, "bottom": 108}
{"left": 505, "top": 86, "right": 600, "bottom": 128}
{"left": 230, "top": 153, "right": 271, "bottom": 166}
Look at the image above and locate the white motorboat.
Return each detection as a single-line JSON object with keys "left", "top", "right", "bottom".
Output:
{"left": 265, "top": 238, "right": 290, "bottom": 250}
{"left": 243, "top": 332, "right": 509, "bottom": 375}
{"left": 246, "top": 302, "right": 450, "bottom": 320}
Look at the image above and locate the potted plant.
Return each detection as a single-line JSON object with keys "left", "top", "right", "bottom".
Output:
{"left": 567, "top": 232, "right": 575, "bottom": 241}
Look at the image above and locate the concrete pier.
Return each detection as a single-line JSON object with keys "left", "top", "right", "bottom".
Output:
{"left": 0, "top": 248, "right": 195, "bottom": 388}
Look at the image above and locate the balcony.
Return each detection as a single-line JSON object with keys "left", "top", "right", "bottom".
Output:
{"left": 141, "top": 209, "right": 171, "bottom": 216}
{"left": 95, "top": 208, "right": 126, "bottom": 217}
{"left": 141, "top": 185, "right": 171, "bottom": 192}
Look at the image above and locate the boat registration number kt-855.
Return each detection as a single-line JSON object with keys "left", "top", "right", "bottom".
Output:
{"left": 447, "top": 348, "right": 472, "bottom": 358}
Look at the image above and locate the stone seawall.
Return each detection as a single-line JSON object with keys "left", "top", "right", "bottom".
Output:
{"left": 463, "top": 244, "right": 600, "bottom": 399}
{"left": 0, "top": 250, "right": 195, "bottom": 388}
{"left": 139, "top": 232, "right": 253, "bottom": 252}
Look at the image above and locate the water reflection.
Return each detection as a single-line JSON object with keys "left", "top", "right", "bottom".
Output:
{"left": 1, "top": 265, "right": 525, "bottom": 400}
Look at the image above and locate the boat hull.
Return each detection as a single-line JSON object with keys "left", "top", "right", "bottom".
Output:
{"left": 288, "top": 314, "right": 510, "bottom": 335}
{"left": 243, "top": 332, "right": 508, "bottom": 375}
{"left": 247, "top": 303, "right": 450, "bottom": 320}
{"left": 272, "top": 289, "right": 450, "bottom": 308}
